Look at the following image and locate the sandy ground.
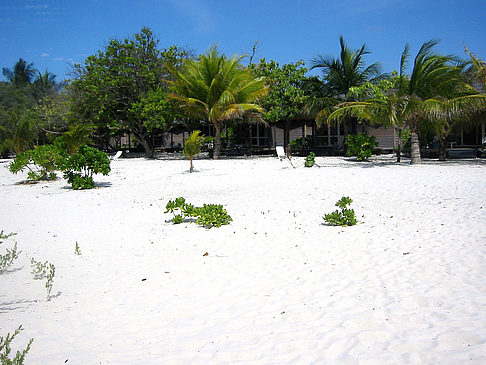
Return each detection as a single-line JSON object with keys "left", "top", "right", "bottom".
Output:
{"left": 1, "top": 154, "right": 486, "bottom": 364}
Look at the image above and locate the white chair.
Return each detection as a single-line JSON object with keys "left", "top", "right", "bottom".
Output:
{"left": 110, "top": 151, "right": 123, "bottom": 161}
{"left": 276, "top": 146, "right": 286, "bottom": 160}
{"left": 275, "top": 146, "right": 295, "bottom": 168}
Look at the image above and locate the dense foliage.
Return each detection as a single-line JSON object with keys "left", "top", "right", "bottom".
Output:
{"left": 8, "top": 144, "right": 66, "bottom": 181}
{"left": 345, "top": 133, "right": 378, "bottom": 161}
{"left": 71, "top": 27, "right": 190, "bottom": 158}
{"left": 2, "top": 31, "right": 484, "bottom": 163}
{"left": 60, "top": 144, "right": 111, "bottom": 189}
{"left": 168, "top": 45, "right": 269, "bottom": 159}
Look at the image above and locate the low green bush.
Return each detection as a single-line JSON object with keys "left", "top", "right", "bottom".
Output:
{"left": 323, "top": 196, "right": 358, "bottom": 226}
{"left": 345, "top": 133, "right": 377, "bottom": 161}
{"left": 8, "top": 144, "right": 67, "bottom": 182}
{"left": 165, "top": 197, "right": 232, "bottom": 228}
{"left": 304, "top": 152, "right": 316, "bottom": 167}
{"left": 60, "top": 144, "right": 110, "bottom": 189}
{"left": 194, "top": 204, "right": 233, "bottom": 228}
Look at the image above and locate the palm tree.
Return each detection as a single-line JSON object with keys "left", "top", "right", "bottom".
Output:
{"left": 464, "top": 46, "right": 486, "bottom": 89}
{"left": 2, "top": 58, "right": 37, "bottom": 86}
{"left": 167, "top": 46, "right": 269, "bottom": 159}
{"left": 326, "top": 40, "right": 484, "bottom": 164}
{"left": 33, "top": 70, "right": 59, "bottom": 101}
{"left": 423, "top": 93, "right": 486, "bottom": 160}
{"left": 306, "top": 36, "right": 381, "bottom": 138}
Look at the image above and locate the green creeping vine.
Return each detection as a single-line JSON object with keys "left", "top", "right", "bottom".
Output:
{"left": 323, "top": 196, "right": 358, "bottom": 226}
{"left": 165, "top": 197, "right": 232, "bottom": 228}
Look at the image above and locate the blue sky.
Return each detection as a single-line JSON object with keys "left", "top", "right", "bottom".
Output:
{"left": 1, "top": 0, "right": 485, "bottom": 82}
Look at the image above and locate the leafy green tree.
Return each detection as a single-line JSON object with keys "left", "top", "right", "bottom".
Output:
{"left": 250, "top": 59, "right": 309, "bottom": 152}
{"left": 168, "top": 45, "right": 269, "bottom": 159}
{"left": 306, "top": 36, "right": 381, "bottom": 136}
{"left": 71, "top": 28, "right": 189, "bottom": 158}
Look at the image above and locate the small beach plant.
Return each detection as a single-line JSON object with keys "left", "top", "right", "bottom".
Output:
{"left": 0, "top": 243, "right": 21, "bottom": 273}
{"left": 165, "top": 197, "right": 232, "bottom": 228}
{"left": 345, "top": 133, "right": 377, "bottom": 161}
{"left": 165, "top": 197, "right": 196, "bottom": 224}
{"left": 0, "top": 230, "right": 20, "bottom": 273}
{"left": 323, "top": 196, "right": 358, "bottom": 226}
{"left": 183, "top": 130, "right": 210, "bottom": 173}
{"left": 0, "top": 325, "right": 33, "bottom": 365}
{"left": 304, "top": 152, "right": 316, "bottom": 167}
{"left": 30, "top": 258, "right": 55, "bottom": 300}
{"left": 60, "top": 144, "right": 110, "bottom": 189}
{"left": 74, "top": 242, "right": 82, "bottom": 255}
{"left": 194, "top": 204, "right": 233, "bottom": 228}
{"left": 8, "top": 144, "right": 66, "bottom": 182}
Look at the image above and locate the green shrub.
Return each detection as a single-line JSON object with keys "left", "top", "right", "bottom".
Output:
{"left": 304, "top": 152, "right": 316, "bottom": 167}
{"left": 8, "top": 144, "right": 67, "bottom": 182}
{"left": 345, "top": 133, "right": 377, "bottom": 161}
{"left": 323, "top": 196, "right": 358, "bottom": 226}
{"left": 165, "top": 197, "right": 232, "bottom": 228}
{"left": 194, "top": 204, "right": 233, "bottom": 228}
{"left": 60, "top": 144, "right": 110, "bottom": 189}
{"left": 0, "top": 325, "right": 33, "bottom": 365}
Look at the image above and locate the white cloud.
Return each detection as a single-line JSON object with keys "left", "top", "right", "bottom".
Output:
{"left": 41, "top": 53, "right": 50, "bottom": 57}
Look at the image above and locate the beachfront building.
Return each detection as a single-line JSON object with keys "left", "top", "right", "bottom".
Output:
{"left": 112, "top": 117, "right": 485, "bottom": 158}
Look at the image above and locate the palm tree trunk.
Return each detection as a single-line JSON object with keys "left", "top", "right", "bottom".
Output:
{"left": 189, "top": 158, "right": 194, "bottom": 173}
{"left": 438, "top": 139, "right": 447, "bottom": 161}
{"left": 410, "top": 127, "right": 421, "bottom": 165}
{"left": 213, "top": 123, "right": 222, "bottom": 159}
{"left": 396, "top": 128, "right": 402, "bottom": 163}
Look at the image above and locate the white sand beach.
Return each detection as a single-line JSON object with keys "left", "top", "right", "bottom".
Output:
{"left": 1, "top": 155, "right": 486, "bottom": 364}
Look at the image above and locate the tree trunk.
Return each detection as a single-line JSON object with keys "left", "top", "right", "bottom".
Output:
{"left": 410, "top": 127, "right": 421, "bottom": 165}
{"left": 396, "top": 128, "right": 402, "bottom": 163}
{"left": 138, "top": 135, "right": 154, "bottom": 158}
{"left": 438, "top": 138, "right": 447, "bottom": 161}
{"left": 213, "top": 123, "right": 222, "bottom": 159}
{"left": 284, "top": 120, "right": 290, "bottom": 156}
{"left": 189, "top": 158, "right": 194, "bottom": 173}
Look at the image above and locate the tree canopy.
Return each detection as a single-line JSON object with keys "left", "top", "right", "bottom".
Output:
{"left": 71, "top": 27, "right": 190, "bottom": 158}
{"left": 168, "top": 45, "right": 269, "bottom": 159}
